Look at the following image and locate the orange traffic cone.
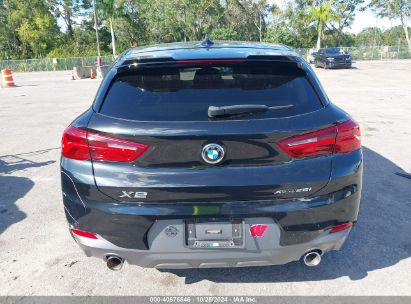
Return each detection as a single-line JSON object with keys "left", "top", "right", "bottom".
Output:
{"left": 1, "top": 68, "right": 16, "bottom": 87}
{"left": 90, "top": 67, "right": 96, "bottom": 79}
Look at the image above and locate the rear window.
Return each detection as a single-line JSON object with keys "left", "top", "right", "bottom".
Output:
{"left": 100, "top": 62, "right": 323, "bottom": 121}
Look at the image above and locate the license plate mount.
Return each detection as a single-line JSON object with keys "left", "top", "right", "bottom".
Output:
{"left": 185, "top": 219, "right": 244, "bottom": 249}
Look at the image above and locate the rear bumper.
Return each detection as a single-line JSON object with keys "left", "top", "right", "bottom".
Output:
{"left": 329, "top": 61, "right": 352, "bottom": 68}
{"left": 72, "top": 218, "right": 352, "bottom": 269}
{"left": 63, "top": 185, "right": 360, "bottom": 268}
{"left": 63, "top": 184, "right": 361, "bottom": 250}
{"left": 61, "top": 150, "right": 362, "bottom": 268}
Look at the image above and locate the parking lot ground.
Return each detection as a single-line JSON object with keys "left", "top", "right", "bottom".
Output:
{"left": 0, "top": 60, "right": 410, "bottom": 295}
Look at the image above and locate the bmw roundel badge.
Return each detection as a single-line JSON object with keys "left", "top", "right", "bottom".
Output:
{"left": 202, "top": 143, "right": 225, "bottom": 164}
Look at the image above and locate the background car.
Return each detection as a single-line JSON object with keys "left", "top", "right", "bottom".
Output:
{"left": 315, "top": 48, "right": 352, "bottom": 69}
{"left": 308, "top": 51, "right": 318, "bottom": 63}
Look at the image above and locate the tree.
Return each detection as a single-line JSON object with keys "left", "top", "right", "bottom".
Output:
{"left": 49, "top": 0, "right": 91, "bottom": 37}
{"left": 382, "top": 24, "right": 411, "bottom": 45}
{"left": 328, "top": 0, "right": 365, "bottom": 45}
{"left": 321, "top": 30, "right": 355, "bottom": 46}
{"left": 99, "top": 0, "right": 120, "bottom": 56}
{"left": 306, "top": 0, "right": 338, "bottom": 49}
{"left": 106, "top": 0, "right": 152, "bottom": 49}
{"left": 279, "top": 1, "right": 319, "bottom": 48}
{"left": 221, "top": 0, "right": 276, "bottom": 42}
{"left": 140, "top": 0, "right": 222, "bottom": 43}
{"left": 211, "top": 27, "right": 240, "bottom": 40}
{"left": 355, "top": 27, "right": 384, "bottom": 46}
{"left": 0, "top": 0, "right": 12, "bottom": 59}
{"left": 47, "top": 28, "right": 105, "bottom": 57}
{"left": 248, "top": 0, "right": 272, "bottom": 42}
{"left": 369, "top": 0, "right": 411, "bottom": 51}
{"left": 265, "top": 25, "right": 302, "bottom": 47}
{"left": 4, "top": 0, "right": 60, "bottom": 58}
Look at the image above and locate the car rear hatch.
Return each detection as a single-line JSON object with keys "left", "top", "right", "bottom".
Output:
{"left": 87, "top": 59, "right": 335, "bottom": 203}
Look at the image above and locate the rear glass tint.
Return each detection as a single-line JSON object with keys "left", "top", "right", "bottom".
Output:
{"left": 100, "top": 62, "right": 322, "bottom": 121}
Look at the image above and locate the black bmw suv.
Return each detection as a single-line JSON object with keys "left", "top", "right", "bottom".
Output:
{"left": 315, "top": 47, "right": 352, "bottom": 69}
{"left": 61, "top": 40, "right": 362, "bottom": 270}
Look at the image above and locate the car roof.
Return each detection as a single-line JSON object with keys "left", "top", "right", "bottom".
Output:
{"left": 119, "top": 41, "right": 299, "bottom": 63}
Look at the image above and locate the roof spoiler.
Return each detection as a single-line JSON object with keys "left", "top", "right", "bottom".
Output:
{"left": 117, "top": 54, "right": 303, "bottom": 72}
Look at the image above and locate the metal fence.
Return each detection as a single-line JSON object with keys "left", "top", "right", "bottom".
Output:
{"left": 0, "top": 56, "right": 115, "bottom": 73}
{"left": 295, "top": 45, "right": 411, "bottom": 61}
{"left": 0, "top": 46, "right": 410, "bottom": 72}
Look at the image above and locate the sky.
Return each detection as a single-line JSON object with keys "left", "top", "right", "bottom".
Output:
{"left": 271, "top": 0, "right": 401, "bottom": 34}
{"left": 350, "top": 9, "right": 400, "bottom": 33}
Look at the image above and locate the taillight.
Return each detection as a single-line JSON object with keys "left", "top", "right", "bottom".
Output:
{"left": 277, "top": 126, "right": 336, "bottom": 158}
{"left": 61, "top": 126, "right": 90, "bottom": 160}
{"left": 278, "top": 119, "right": 361, "bottom": 158}
{"left": 335, "top": 119, "right": 361, "bottom": 153}
{"left": 61, "top": 125, "right": 148, "bottom": 162}
{"left": 87, "top": 132, "right": 148, "bottom": 162}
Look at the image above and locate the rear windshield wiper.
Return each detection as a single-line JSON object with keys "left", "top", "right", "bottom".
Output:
{"left": 208, "top": 104, "right": 293, "bottom": 118}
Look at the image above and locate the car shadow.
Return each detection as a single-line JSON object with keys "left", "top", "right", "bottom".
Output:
{"left": 0, "top": 151, "right": 56, "bottom": 235}
{"left": 162, "top": 147, "right": 411, "bottom": 283}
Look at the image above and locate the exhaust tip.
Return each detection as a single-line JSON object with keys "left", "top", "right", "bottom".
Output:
{"left": 106, "top": 255, "right": 124, "bottom": 271}
{"left": 303, "top": 250, "right": 322, "bottom": 267}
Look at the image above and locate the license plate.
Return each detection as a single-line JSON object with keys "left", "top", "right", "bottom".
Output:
{"left": 186, "top": 219, "right": 244, "bottom": 249}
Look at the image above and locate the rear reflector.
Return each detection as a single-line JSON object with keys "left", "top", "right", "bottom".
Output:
{"left": 277, "top": 119, "right": 361, "bottom": 158}
{"left": 71, "top": 229, "right": 98, "bottom": 239}
{"left": 62, "top": 125, "right": 148, "bottom": 162}
{"left": 329, "top": 222, "right": 352, "bottom": 233}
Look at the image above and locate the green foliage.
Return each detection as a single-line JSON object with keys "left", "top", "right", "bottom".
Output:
{"left": 369, "top": 0, "right": 410, "bottom": 20}
{"left": 47, "top": 24, "right": 112, "bottom": 57}
{"left": 382, "top": 25, "right": 411, "bottom": 45}
{"left": 265, "top": 1, "right": 318, "bottom": 48}
{"left": 265, "top": 26, "right": 301, "bottom": 47}
{"left": 0, "top": 0, "right": 409, "bottom": 60}
{"left": 322, "top": 30, "right": 356, "bottom": 47}
{"left": 211, "top": 27, "right": 241, "bottom": 41}
{"left": 354, "top": 25, "right": 411, "bottom": 47}
{"left": 355, "top": 27, "right": 384, "bottom": 46}
{"left": 369, "top": 0, "right": 411, "bottom": 49}
{"left": 222, "top": 0, "right": 275, "bottom": 42}
{"left": 328, "top": 0, "right": 365, "bottom": 45}
{"left": 49, "top": 0, "right": 92, "bottom": 37}
{"left": 2, "top": 0, "right": 60, "bottom": 58}
{"left": 304, "top": 0, "right": 340, "bottom": 49}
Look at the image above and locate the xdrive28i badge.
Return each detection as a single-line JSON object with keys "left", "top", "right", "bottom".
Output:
{"left": 202, "top": 143, "right": 225, "bottom": 164}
